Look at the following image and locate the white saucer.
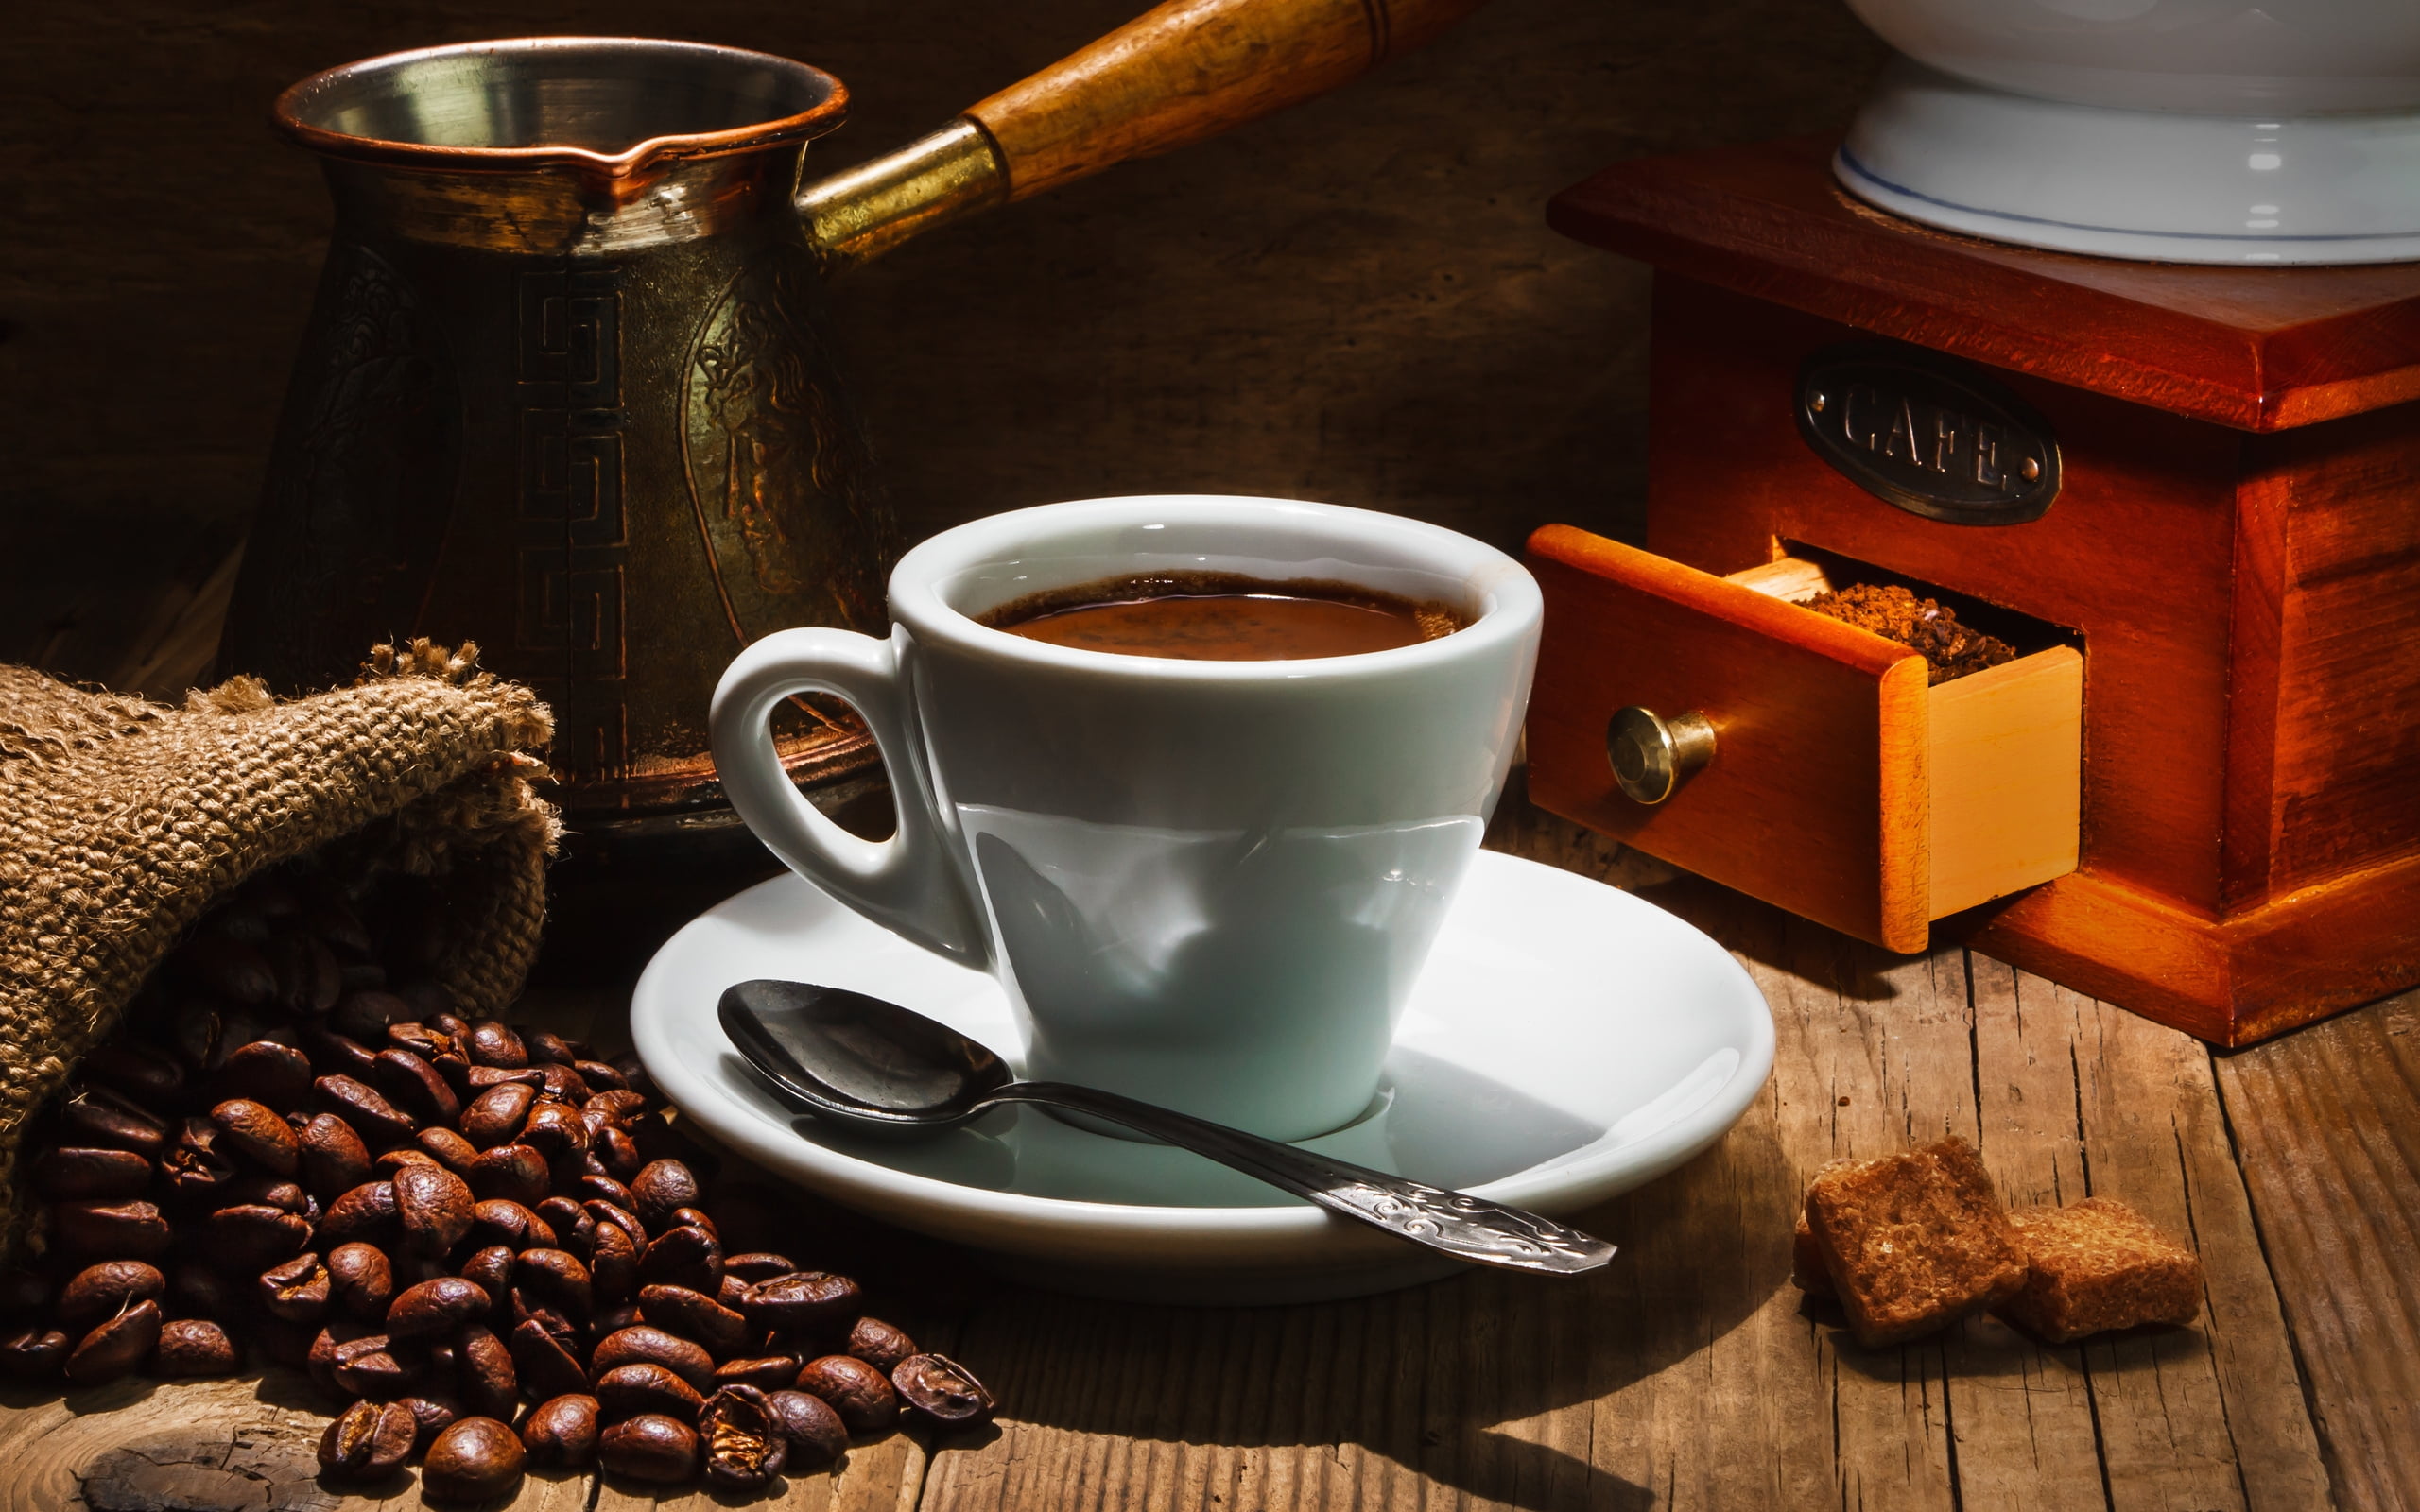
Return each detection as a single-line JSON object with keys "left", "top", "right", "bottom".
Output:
{"left": 631, "top": 850, "right": 1774, "bottom": 1304}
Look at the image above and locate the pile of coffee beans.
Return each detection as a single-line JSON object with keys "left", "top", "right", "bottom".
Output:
{"left": 0, "top": 866, "right": 994, "bottom": 1501}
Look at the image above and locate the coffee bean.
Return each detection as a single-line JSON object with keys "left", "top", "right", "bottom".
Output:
{"left": 457, "top": 1245, "right": 513, "bottom": 1316}
{"left": 261, "top": 1253, "right": 334, "bottom": 1323}
{"left": 510, "top": 1316, "right": 591, "bottom": 1401}
{"left": 372, "top": 1048, "right": 461, "bottom": 1126}
{"left": 609, "top": 1053, "right": 655, "bottom": 1102}
{"left": 392, "top": 1162, "right": 474, "bottom": 1255}
{"left": 179, "top": 936, "right": 277, "bottom": 1006}
{"left": 387, "top": 1276, "right": 490, "bottom": 1337}
{"left": 592, "top": 1324, "right": 716, "bottom": 1395}
{"left": 312, "top": 1074, "right": 416, "bottom": 1147}
{"left": 417, "top": 1125, "right": 480, "bottom": 1177}
{"left": 54, "top": 1198, "right": 174, "bottom": 1263}
{"left": 373, "top": 1147, "right": 441, "bottom": 1177}
{"left": 320, "top": 1241, "right": 393, "bottom": 1321}
{"left": 459, "top": 1064, "right": 543, "bottom": 1094}
{"left": 386, "top": 1021, "right": 457, "bottom": 1059}
{"left": 224, "top": 1172, "right": 312, "bottom": 1214}
{"left": 320, "top": 1180, "right": 399, "bottom": 1246}
{"left": 640, "top": 1225, "right": 722, "bottom": 1295}
{"left": 459, "top": 1322, "right": 518, "bottom": 1419}
{"left": 33, "top": 1147, "right": 152, "bottom": 1201}
{"left": 575, "top": 1059, "right": 629, "bottom": 1094}
{"left": 60, "top": 1089, "right": 169, "bottom": 1159}
{"left": 467, "top": 1143, "right": 549, "bottom": 1207}
{"left": 296, "top": 1113, "right": 372, "bottom": 1198}
{"left": 521, "top": 1392, "right": 600, "bottom": 1467}
{"left": 78, "top": 1042, "right": 185, "bottom": 1107}
{"left": 463, "top": 1021, "right": 528, "bottom": 1070}
{"left": 522, "top": 1031, "right": 575, "bottom": 1068}
{"left": 331, "top": 1332, "right": 416, "bottom": 1399}
{"left": 329, "top": 989, "right": 410, "bottom": 1043}
{"left": 520, "top": 1101, "right": 589, "bottom": 1162}
{"left": 594, "top": 1125, "right": 644, "bottom": 1180}
{"left": 596, "top": 1360, "right": 707, "bottom": 1423}
{"left": 742, "top": 1271, "right": 860, "bottom": 1333}
{"left": 305, "top": 1318, "right": 367, "bottom": 1396}
{"left": 795, "top": 1353, "right": 898, "bottom": 1435}
{"left": 300, "top": 894, "right": 372, "bottom": 958}
{"left": 629, "top": 1160, "right": 706, "bottom": 1233}
{"left": 598, "top": 1413, "right": 700, "bottom": 1483}
{"left": 64, "top": 1298, "right": 162, "bottom": 1386}
{"left": 532, "top": 1065, "right": 591, "bottom": 1105}
{"left": 893, "top": 1352, "right": 996, "bottom": 1427}
{"left": 724, "top": 1251, "right": 798, "bottom": 1284}
{"left": 0, "top": 1325, "right": 70, "bottom": 1381}
{"left": 319, "top": 1397, "right": 418, "bottom": 1478}
{"left": 160, "top": 1118, "right": 236, "bottom": 1201}
{"left": 267, "top": 932, "right": 343, "bottom": 1016}
{"left": 847, "top": 1316, "right": 919, "bottom": 1374}
{"left": 300, "top": 1024, "right": 380, "bottom": 1079}
{"left": 700, "top": 1383, "right": 788, "bottom": 1490}
{"left": 153, "top": 1318, "right": 241, "bottom": 1377}
{"left": 535, "top": 1196, "right": 594, "bottom": 1255}
{"left": 208, "top": 1203, "right": 313, "bottom": 1268}
{"left": 716, "top": 1353, "right": 804, "bottom": 1392}
{"left": 583, "top": 1196, "right": 647, "bottom": 1247}
{"left": 214, "top": 1040, "right": 315, "bottom": 1113}
{"left": 638, "top": 1283, "right": 749, "bottom": 1357}
{"left": 459, "top": 1083, "right": 534, "bottom": 1149}
{"left": 767, "top": 1389, "right": 848, "bottom": 1468}
{"left": 58, "top": 1261, "right": 165, "bottom": 1332}
{"left": 584, "top": 1091, "right": 648, "bottom": 1131}
{"left": 211, "top": 1097, "right": 300, "bottom": 1175}
{"left": 668, "top": 1208, "right": 717, "bottom": 1243}
{"left": 467, "top": 1198, "right": 552, "bottom": 1252}
{"left": 397, "top": 1393, "right": 463, "bottom": 1452}
{"left": 517, "top": 1248, "right": 594, "bottom": 1320}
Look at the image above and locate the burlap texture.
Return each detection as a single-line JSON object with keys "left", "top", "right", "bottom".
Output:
{"left": 0, "top": 640, "right": 559, "bottom": 1251}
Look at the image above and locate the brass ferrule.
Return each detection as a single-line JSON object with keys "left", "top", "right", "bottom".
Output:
{"left": 796, "top": 119, "right": 1009, "bottom": 277}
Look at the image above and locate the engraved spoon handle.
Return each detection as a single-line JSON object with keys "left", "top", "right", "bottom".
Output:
{"left": 991, "top": 1081, "right": 1616, "bottom": 1276}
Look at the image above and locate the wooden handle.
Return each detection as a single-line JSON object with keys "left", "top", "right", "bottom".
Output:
{"left": 966, "top": 0, "right": 1487, "bottom": 202}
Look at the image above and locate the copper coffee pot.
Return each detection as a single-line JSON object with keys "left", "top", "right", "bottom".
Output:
{"left": 219, "top": 0, "right": 1482, "bottom": 841}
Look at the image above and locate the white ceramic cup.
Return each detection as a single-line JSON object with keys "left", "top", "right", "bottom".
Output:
{"left": 709, "top": 495, "right": 1541, "bottom": 1143}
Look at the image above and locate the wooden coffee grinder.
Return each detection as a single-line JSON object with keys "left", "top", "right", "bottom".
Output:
{"left": 1526, "top": 138, "right": 2420, "bottom": 1046}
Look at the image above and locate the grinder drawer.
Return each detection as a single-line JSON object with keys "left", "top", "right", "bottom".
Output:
{"left": 1524, "top": 524, "right": 2081, "bottom": 953}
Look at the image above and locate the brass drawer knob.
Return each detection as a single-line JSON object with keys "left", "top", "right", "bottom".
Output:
{"left": 1606, "top": 707, "right": 1717, "bottom": 805}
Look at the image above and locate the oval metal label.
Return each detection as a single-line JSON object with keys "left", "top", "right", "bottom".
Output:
{"left": 1794, "top": 345, "right": 2060, "bottom": 524}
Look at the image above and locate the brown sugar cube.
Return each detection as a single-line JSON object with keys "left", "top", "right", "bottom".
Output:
{"left": 1790, "top": 1160, "right": 1854, "bottom": 1297}
{"left": 1802, "top": 1137, "right": 2028, "bottom": 1347}
{"left": 1995, "top": 1197, "right": 2204, "bottom": 1344}
{"left": 1791, "top": 1213, "right": 1834, "bottom": 1297}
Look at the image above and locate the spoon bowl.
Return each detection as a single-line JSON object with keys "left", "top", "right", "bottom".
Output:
{"left": 720, "top": 978, "right": 1011, "bottom": 1130}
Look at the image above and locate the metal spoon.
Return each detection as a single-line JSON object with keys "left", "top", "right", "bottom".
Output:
{"left": 717, "top": 979, "right": 1615, "bottom": 1276}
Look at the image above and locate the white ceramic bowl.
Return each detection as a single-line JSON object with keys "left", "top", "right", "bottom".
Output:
{"left": 1836, "top": 0, "right": 2420, "bottom": 264}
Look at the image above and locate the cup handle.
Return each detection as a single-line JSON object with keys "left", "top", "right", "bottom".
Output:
{"left": 710, "top": 627, "right": 990, "bottom": 966}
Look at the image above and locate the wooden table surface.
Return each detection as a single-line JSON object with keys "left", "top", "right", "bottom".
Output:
{"left": 1, "top": 594, "right": 2414, "bottom": 1511}
{"left": 2, "top": 787, "right": 2413, "bottom": 1511}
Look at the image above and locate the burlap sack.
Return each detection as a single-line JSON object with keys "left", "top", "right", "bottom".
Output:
{"left": 0, "top": 640, "right": 559, "bottom": 1250}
